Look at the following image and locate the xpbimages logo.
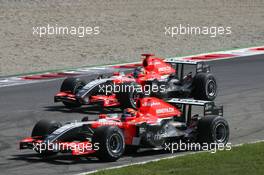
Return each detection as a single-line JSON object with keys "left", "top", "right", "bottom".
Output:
{"left": 32, "top": 140, "right": 100, "bottom": 153}
{"left": 165, "top": 24, "right": 232, "bottom": 38}
{"left": 32, "top": 24, "right": 100, "bottom": 37}
{"left": 163, "top": 140, "right": 232, "bottom": 154}
{"left": 98, "top": 83, "right": 166, "bottom": 96}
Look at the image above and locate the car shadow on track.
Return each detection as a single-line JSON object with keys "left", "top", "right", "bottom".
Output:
{"left": 9, "top": 149, "right": 183, "bottom": 165}
{"left": 43, "top": 105, "right": 122, "bottom": 115}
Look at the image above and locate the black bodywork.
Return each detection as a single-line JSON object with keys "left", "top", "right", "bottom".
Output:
{"left": 146, "top": 60, "right": 215, "bottom": 100}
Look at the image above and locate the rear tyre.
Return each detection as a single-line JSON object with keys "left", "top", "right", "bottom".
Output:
{"left": 197, "top": 116, "right": 229, "bottom": 145}
{"left": 116, "top": 82, "right": 143, "bottom": 109}
{"left": 31, "top": 120, "right": 62, "bottom": 156}
{"left": 93, "top": 126, "right": 125, "bottom": 162}
{"left": 192, "top": 73, "right": 217, "bottom": 101}
{"left": 60, "top": 77, "right": 86, "bottom": 108}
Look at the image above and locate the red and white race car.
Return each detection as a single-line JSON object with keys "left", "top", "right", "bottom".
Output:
{"left": 20, "top": 97, "right": 229, "bottom": 161}
{"left": 54, "top": 54, "right": 217, "bottom": 109}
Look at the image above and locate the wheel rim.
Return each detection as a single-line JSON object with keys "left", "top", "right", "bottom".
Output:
{"left": 214, "top": 123, "right": 227, "bottom": 143}
{"left": 109, "top": 134, "right": 123, "bottom": 154}
{"left": 206, "top": 79, "right": 216, "bottom": 97}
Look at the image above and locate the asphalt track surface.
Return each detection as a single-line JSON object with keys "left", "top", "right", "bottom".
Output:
{"left": 0, "top": 55, "right": 264, "bottom": 175}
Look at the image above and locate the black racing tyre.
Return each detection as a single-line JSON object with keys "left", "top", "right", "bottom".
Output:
{"left": 192, "top": 73, "right": 217, "bottom": 101}
{"left": 31, "top": 119, "right": 62, "bottom": 137}
{"left": 31, "top": 120, "right": 62, "bottom": 156}
{"left": 197, "top": 116, "right": 229, "bottom": 145}
{"left": 60, "top": 77, "right": 86, "bottom": 94}
{"left": 116, "top": 82, "right": 143, "bottom": 109}
{"left": 93, "top": 126, "right": 125, "bottom": 162}
{"left": 60, "top": 77, "right": 86, "bottom": 107}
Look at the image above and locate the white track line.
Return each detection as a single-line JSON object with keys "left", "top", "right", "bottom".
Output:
{"left": 0, "top": 45, "right": 263, "bottom": 88}
{"left": 77, "top": 139, "right": 264, "bottom": 175}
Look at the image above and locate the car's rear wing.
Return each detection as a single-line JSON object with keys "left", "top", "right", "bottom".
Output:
{"left": 165, "top": 58, "right": 210, "bottom": 74}
{"left": 167, "top": 98, "right": 223, "bottom": 116}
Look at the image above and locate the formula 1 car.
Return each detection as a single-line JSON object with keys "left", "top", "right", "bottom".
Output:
{"left": 54, "top": 54, "right": 217, "bottom": 109}
{"left": 20, "top": 97, "right": 229, "bottom": 161}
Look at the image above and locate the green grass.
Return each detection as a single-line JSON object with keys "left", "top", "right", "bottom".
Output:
{"left": 91, "top": 142, "right": 264, "bottom": 175}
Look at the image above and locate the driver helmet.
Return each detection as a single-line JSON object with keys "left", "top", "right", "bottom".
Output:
{"left": 133, "top": 67, "right": 145, "bottom": 78}
{"left": 121, "top": 108, "right": 137, "bottom": 119}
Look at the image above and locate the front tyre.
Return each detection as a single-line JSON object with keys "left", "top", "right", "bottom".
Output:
{"left": 31, "top": 120, "right": 62, "bottom": 156}
{"left": 93, "top": 126, "right": 125, "bottom": 162}
{"left": 31, "top": 120, "right": 61, "bottom": 137}
{"left": 192, "top": 73, "right": 217, "bottom": 101}
{"left": 60, "top": 77, "right": 86, "bottom": 94}
{"left": 60, "top": 77, "right": 86, "bottom": 108}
